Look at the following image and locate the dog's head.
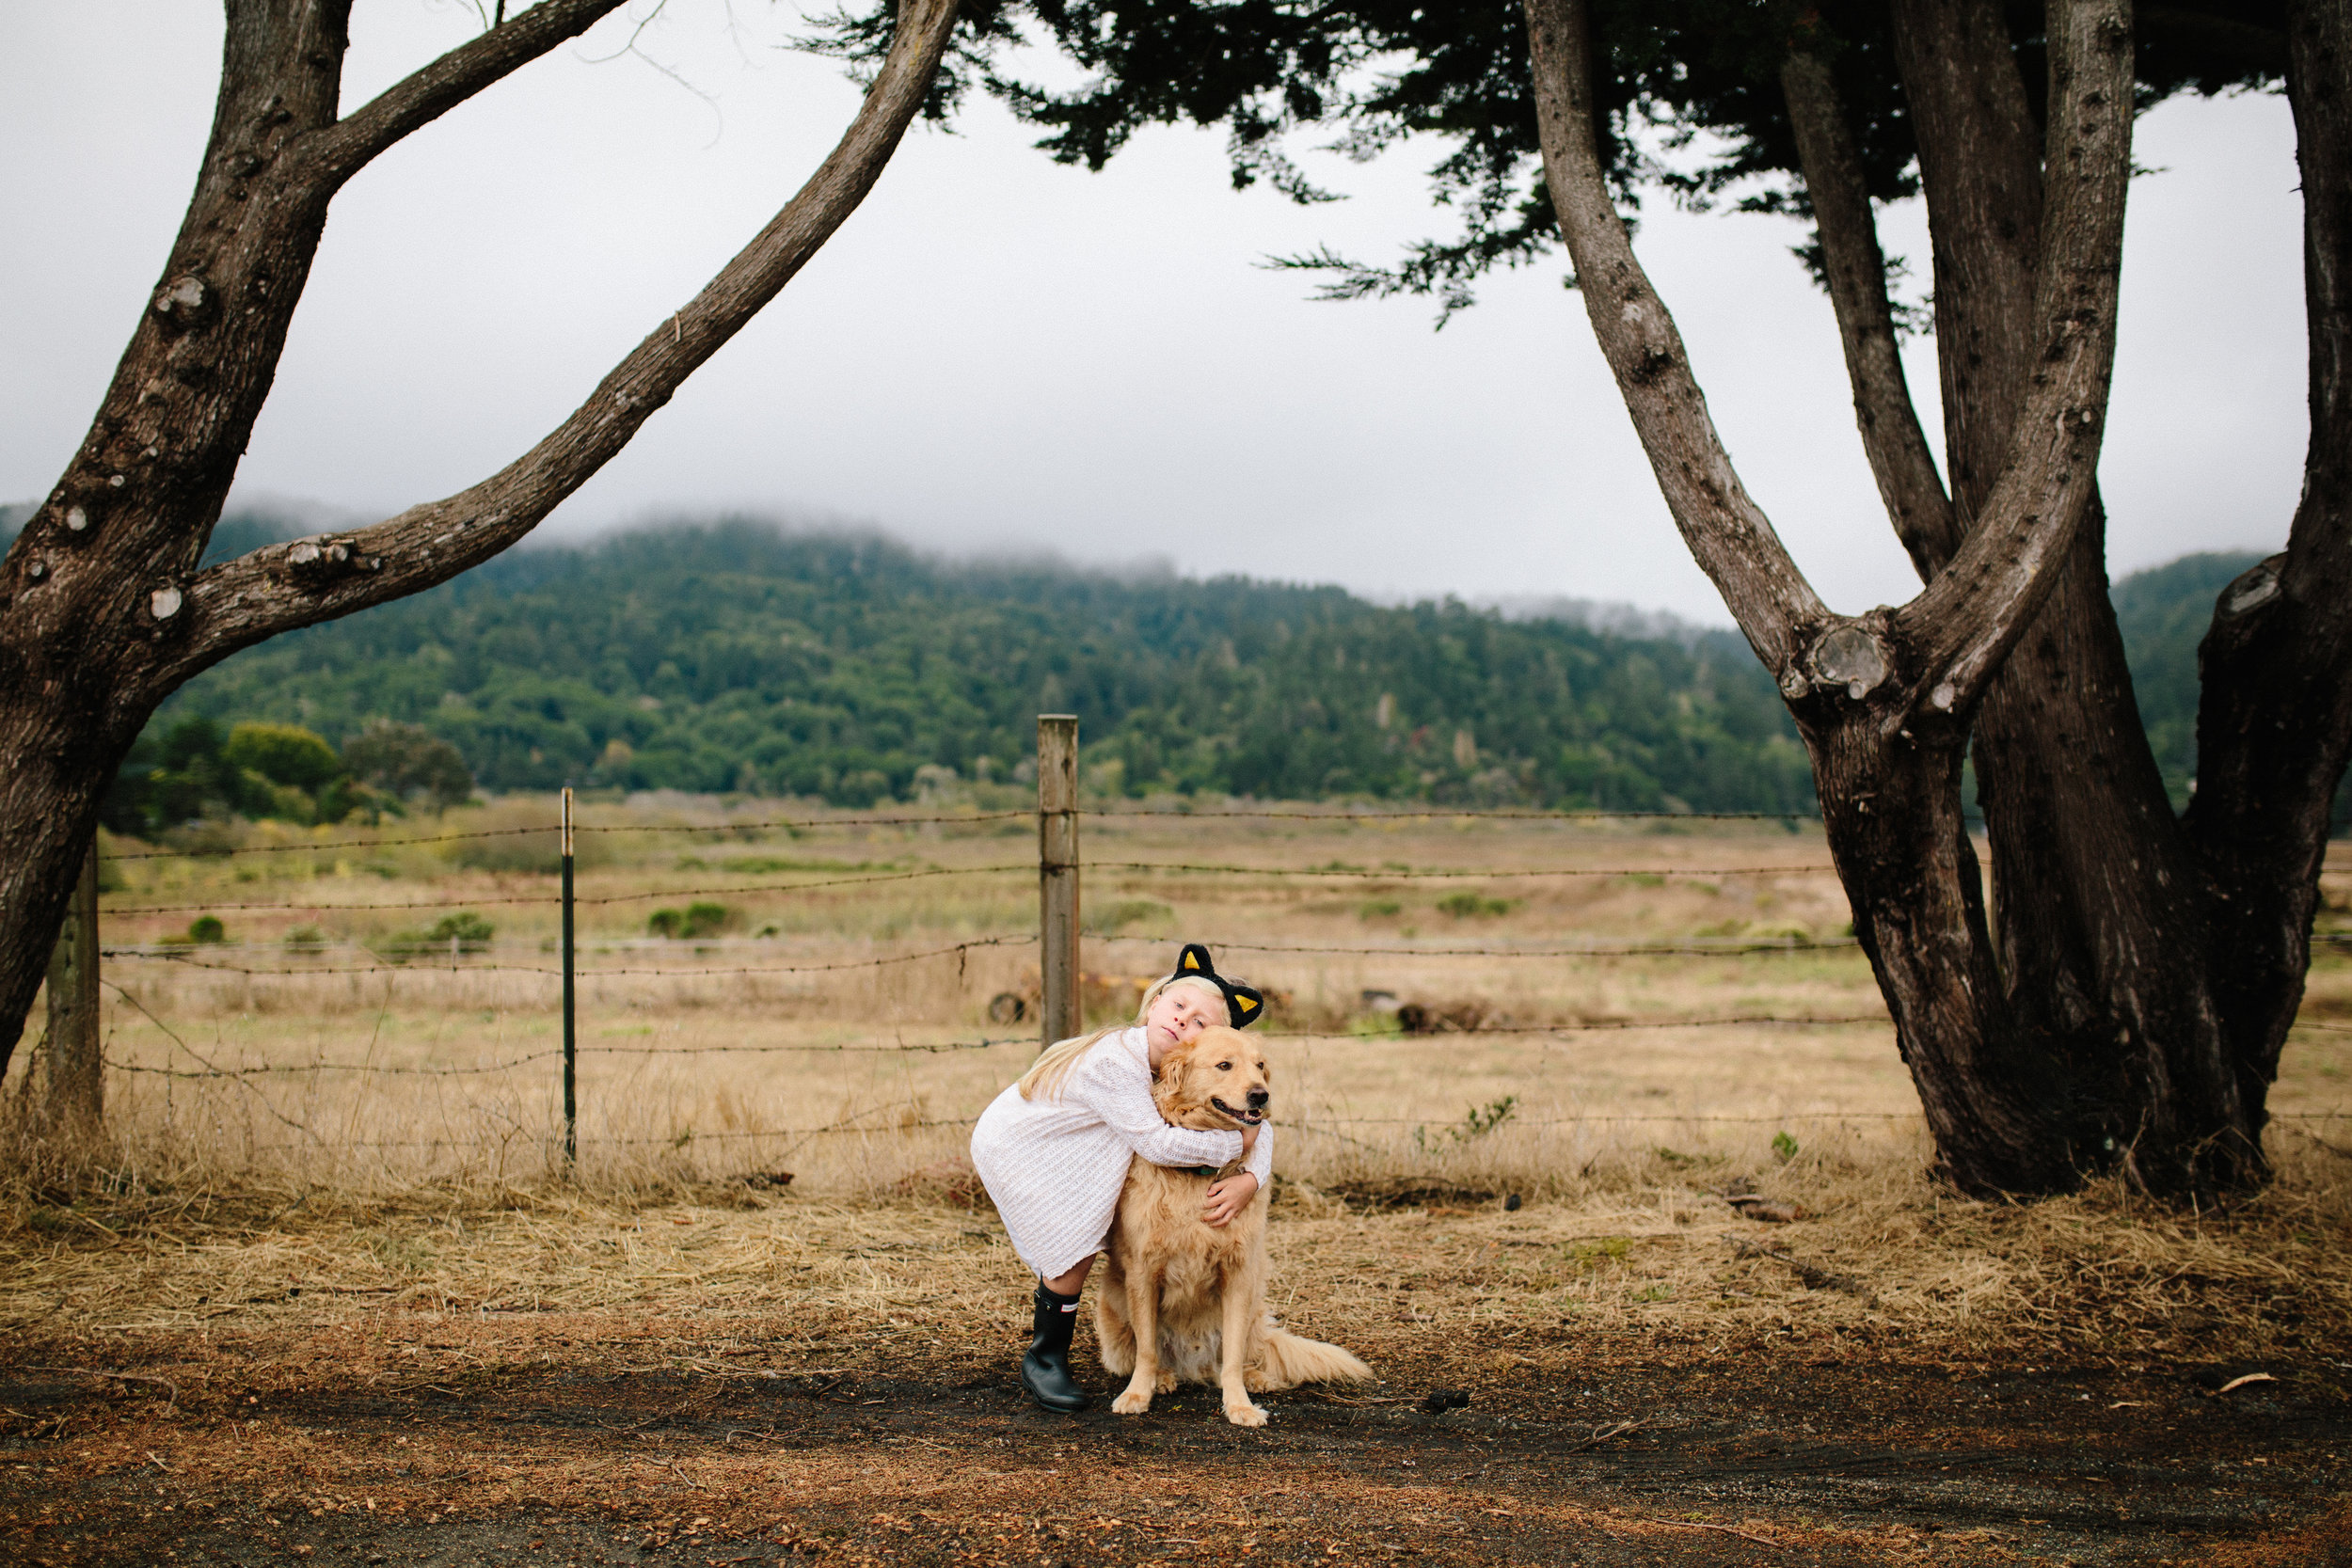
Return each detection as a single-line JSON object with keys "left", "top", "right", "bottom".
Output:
{"left": 1152, "top": 1024, "right": 1271, "bottom": 1132}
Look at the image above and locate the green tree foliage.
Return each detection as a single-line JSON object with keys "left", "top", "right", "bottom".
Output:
{"left": 342, "top": 720, "right": 477, "bottom": 812}
{"left": 222, "top": 722, "right": 343, "bottom": 794}
{"left": 140, "top": 518, "right": 1818, "bottom": 814}
{"left": 844, "top": 1, "right": 2280, "bottom": 320}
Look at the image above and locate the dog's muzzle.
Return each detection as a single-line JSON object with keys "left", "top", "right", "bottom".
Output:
{"left": 1211, "top": 1095, "right": 1267, "bottom": 1126}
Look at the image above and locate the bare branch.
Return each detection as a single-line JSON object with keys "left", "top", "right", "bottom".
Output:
{"left": 1779, "top": 48, "right": 1959, "bottom": 579}
{"left": 1891, "top": 0, "right": 2137, "bottom": 719}
{"left": 1519, "top": 0, "right": 1827, "bottom": 677}
{"left": 172, "top": 0, "right": 964, "bottom": 676}
{"left": 303, "top": 0, "right": 628, "bottom": 182}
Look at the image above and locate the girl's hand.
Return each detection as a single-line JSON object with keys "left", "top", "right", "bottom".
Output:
{"left": 1203, "top": 1172, "right": 1259, "bottom": 1227}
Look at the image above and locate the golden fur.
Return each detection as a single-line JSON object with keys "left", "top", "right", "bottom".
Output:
{"left": 1094, "top": 1025, "right": 1373, "bottom": 1426}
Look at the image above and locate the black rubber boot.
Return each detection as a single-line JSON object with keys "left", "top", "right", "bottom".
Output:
{"left": 1019, "top": 1283, "right": 1091, "bottom": 1413}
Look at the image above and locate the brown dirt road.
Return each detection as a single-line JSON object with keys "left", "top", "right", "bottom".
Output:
{"left": 4, "top": 1324, "right": 2345, "bottom": 1568}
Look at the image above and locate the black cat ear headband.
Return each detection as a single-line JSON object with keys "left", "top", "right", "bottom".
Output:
{"left": 1170, "top": 942, "right": 1264, "bottom": 1029}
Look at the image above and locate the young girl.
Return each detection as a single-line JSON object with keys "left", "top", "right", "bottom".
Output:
{"left": 970, "top": 944, "right": 1272, "bottom": 1412}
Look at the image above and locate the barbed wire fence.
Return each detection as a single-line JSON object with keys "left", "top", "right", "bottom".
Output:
{"left": 17, "top": 717, "right": 2351, "bottom": 1189}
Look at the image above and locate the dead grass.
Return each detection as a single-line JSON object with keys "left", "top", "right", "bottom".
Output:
{"left": 1, "top": 1135, "right": 2345, "bottom": 1377}
{"left": 6, "top": 799, "right": 2349, "bottom": 1369}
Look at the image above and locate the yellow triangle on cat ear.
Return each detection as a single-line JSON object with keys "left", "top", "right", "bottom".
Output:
{"left": 1182, "top": 951, "right": 1202, "bottom": 971}
{"left": 1236, "top": 994, "right": 1258, "bottom": 1013}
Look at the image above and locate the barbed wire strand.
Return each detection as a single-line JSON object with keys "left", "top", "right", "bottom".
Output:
{"left": 246, "top": 1106, "right": 2349, "bottom": 1154}
{"left": 1084, "top": 807, "right": 1820, "bottom": 823}
{"left": 98, "top": 933, "right": 1039, "bottom": 978}
{"left": 103, "top": 863, "right": 1034, "bottom": 916}
{"left": 1095, "top": 935, "right": 1861, "bottom": 958}
{"left": 103, "top": 858, "right": 1843, "bottom": 916}
{"left": 104, "top": 810, "right": 1035, "bottom": 861}
{"left": 101, "top": 1017, "right": 1896, "bottom": 1084}
{"left": 1086, "top": 861, "right": 1834, "bottom": 880}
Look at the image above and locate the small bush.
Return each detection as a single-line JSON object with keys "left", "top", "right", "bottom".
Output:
{"left": 1772, "top": 1130, "right": 1801, "bottom": 1164}
{"left": 649, "top": 901, "right": 732, "bottom": 940}
{"left": 374, "top": 911, "right": 495, "bottom": 961}
{"left": 427, "top": 911, "right": 496, "bottom": 947}
{"left": 188, "top": 915, "right": 227, "bottom": 944}
{"left": 1436, "top": 892, "right": 1515, "bottom": 919}
{"left": 282, "top": 925, "right": 326, "bottom": 950}
{"left": 1358, "top": 898, "right": 1403, "bottom": 920}
{"left": 1413, "top": 1095, "right": 1518, "bottom": 1150}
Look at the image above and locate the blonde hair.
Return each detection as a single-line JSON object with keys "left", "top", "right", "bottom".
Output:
{"left": 1016, "top": 974, "right": 1230, "bottom": 1102}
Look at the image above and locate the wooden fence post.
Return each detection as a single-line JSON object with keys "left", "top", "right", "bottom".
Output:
{"left": 43, "top": 840, "right": 103, "bottom": 1135}
{"left": 1037, "top": 715, "right": 1081, "bottom": 1048}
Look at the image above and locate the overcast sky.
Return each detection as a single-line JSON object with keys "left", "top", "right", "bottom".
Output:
{"left": 0, "top": 2, "right": 2310, "bottom": 626}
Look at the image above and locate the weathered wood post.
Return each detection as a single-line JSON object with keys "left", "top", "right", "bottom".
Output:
{"left": 43, "top": 841, "right": 103, "bottom": 1136}
{"left": 1037, "top": 715, "right": 1081, "bottom": 1047}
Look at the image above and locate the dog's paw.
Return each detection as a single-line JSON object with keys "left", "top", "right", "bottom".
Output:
{"left": 1222, "top": 1402, "right": 1268, "bottom": 1428}
{"left": 1155, "top": 1370, "right": 1180, "bottom": 1393}
{"left": 1111, "top": 1387, "right": 1154, "bottom": 1416}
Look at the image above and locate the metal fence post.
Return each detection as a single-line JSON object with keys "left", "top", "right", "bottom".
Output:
{"left": 561, "top": 786, "right": 578, "bottom": 1169}
{"left": 1037, "top": 715, "right": 1081, "bottom": 1048}
{"left": 43, "top": 839, "right": 103, "bottom": 1136}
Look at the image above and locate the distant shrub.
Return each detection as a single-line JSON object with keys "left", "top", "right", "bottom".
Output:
{"left": 375, "top": 911, "right": 495, "bottom": 962}
{"left": 649, "top": 901, "right": 732, "bottom": 940}
{"left": 282, "top": 925, "right": 326, "bottom": 950}
{"left": 1436, "top": 892, "right": 1515, "bottom": 919}
{"left": 188, "top": 916, "right": 227, "bottom": 944}
{"left": 1358, "top": 898, "right": 1403, "bottom": 920}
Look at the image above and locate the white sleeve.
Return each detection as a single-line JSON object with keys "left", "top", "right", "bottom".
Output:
{"left": 1071, "top": 1048, "right": 1245, "bottom": 1170}
{"left": 1243, "top": 1122, "right": 1273, "bottom": 1187}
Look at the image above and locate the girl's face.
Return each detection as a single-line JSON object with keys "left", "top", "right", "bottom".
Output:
{"left": 1144, "top": 982, "right": 1224, "bottom": 1063}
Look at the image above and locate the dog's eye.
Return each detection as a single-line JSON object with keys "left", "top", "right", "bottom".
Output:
{"left": 1216, "top": 1061, "right": 1232, "bottom": 1071}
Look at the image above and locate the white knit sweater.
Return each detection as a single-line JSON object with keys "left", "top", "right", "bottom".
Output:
{"left": 969, "top": 1026, "right": 1275, "bottom": 1279}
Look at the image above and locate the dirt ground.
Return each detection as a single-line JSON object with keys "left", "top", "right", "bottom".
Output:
{"left": 4, "top": 1196, "right": 2346, "bottom": 1568}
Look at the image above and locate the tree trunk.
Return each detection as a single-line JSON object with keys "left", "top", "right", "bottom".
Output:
{"left": 0, "top": 0, "right": 963, "bottom": 1082}
{"left": 1527, "top": 0, "right": 2165, "bottom": 1194}
{"left": 2181, "top": 0, "right": 2352, "bottom": 1138}
{"left": 1750, "top": 0, "right": 2347, "bottom": 1194}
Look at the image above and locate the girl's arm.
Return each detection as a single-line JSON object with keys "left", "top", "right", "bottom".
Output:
{"left": 1076, "top": 1048, "right": 1246, "bottom": 1169}
{"left": 1204, "top": 1124, "right": 1271, "bottom": 1227}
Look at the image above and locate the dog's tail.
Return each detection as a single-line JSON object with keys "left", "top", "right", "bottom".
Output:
{"left": 1252, "top": 1323, "right": 1374, "bottom": 1389}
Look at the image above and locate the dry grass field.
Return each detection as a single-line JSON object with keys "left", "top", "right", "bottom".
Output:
{"left": 4, "top": 796, "right": 2349, "bottom": 1565}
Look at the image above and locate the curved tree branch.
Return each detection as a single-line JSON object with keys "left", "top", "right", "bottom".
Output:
{"left": 1519, "top": 0, "right": 1827, "bottom": 678}
{"left": 163, "top": 0, "right": 963, "bottom": 687}
{"left": 303, "top": 0, "right": 629, "bottom": 184}
{"left": 1889, "top": 0, "right": 2136, "bottom": 721}
{"left": 1779, "top": 46, "right": 1958, "bottom": 579}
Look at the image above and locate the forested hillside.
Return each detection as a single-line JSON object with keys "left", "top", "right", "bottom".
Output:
{"left": 81, "top": 515, "right": 1816, "bottom": 814}
{"left": 5, "top": 509, "right": 2317, "bottom": 822}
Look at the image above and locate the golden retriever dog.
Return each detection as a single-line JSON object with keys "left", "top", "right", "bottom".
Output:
{"left": 1095, "top": 1025, "right": 1373, "bottom": 1426}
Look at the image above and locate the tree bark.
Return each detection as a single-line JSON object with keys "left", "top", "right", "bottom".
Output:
{"left": 1526, "top": 0, "right": 2141, "bottom": 1192}
{"left": 1885, "top": 0, "right": 2271, "bottom": 1190}
{"left": 1777, "top": 46, "right": 1959, "bottom": 578}
{"left": 0, "top": 0, "right": 963, "bottom": 1079}
{"left": 2183, "top": 0, "right": 2352, "bottom": 1133}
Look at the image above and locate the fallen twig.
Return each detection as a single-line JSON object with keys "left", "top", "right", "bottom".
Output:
{"left": 1640, "top": 1516, "right": 1782, "bottom": 1548}
{"left": 1564, "top": 1418, "right": 1648, "bottom": 1452}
